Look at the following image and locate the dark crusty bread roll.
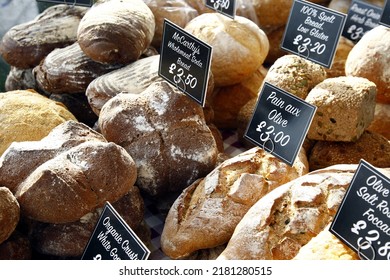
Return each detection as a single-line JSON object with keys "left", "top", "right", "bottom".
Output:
{"left": 217, "top": 165, "right": 390, "bottom": 260}
{"left": 99, "top": 81, "right": 219, "bottom": 197}
{"left": 27, "top": 186, "right": 144, "bottom": 258}
{"left": 0, "top": 4, "right": 87, "bottom": 69}
{"left": 0, "top": 187, "right": 20, "bottom": 244}
{"left": 34, "top": 42, "right": 122, "bottom": 95}
{"left": 161, "top": 147, "right": 309, "bottom": 259}
{"left": 0, "top": 231, "right": 31, "bottom": 260}
{"left": 77, "top": 0, "right": 155, "bottom": 64}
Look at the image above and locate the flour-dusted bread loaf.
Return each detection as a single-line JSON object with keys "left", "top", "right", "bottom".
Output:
{"left": 34, "top": 42, "right": 122, "bottom": 95}
{"left": 99, "top": 81, "right": 219, "bottom": 197}
{"left": 308, "top": 130, "right": 390, "bottom": 170}
{"left": 367, "top": 103, "right": 390, "bottom": 140}
{"left": 264, "top": 55, "right": 327, "bottom": 100}
{"left": 0, "top": 4, "right": 87, "bottom": 69}
{"left": 85, "top": 55, "right": 162, "bottom": 115}
{"left": 77, "top": 0, "right": 155, "bottom": 64}
{"left": 345, "top": 25, "right": 390, "bottom": 104}
{"left": 305, "top": 76, "right": 377, "bottom": 142}
{"left": 293, "top": 223, "right": 358, "bottom": 260}
{"left": 217, "top": 164, "right": 363, "bottom": 260}
{"left": 5, "top": 67, "right": 37, "bottom": 92}
{"left": 0, "top": 121, "right": 106, "bottom": 194}
{"left": 0, "top": 187, "right": 20, "bottom": 245}
{"left": 184, "top": 13, "right": 269, "bottom": 87}
{"left": 160, "top": 147, "right": 309, "bottom": 259}
{"left": 0, "top": 90, "right": 76, "bottom": 156}
{"left": 27, "top": 186, "right": 144, "bottom": 258}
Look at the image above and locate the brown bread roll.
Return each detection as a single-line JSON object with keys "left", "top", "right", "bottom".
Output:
{"left": 0, "top": 187, "right": 20, "bottom": 244}
{"left": 161, "top": 147, "right": 309, "bottom": 259}
{"left": 99, "top": 81, "right": 219, "bottom": 197}
{"left": 0, "top": 4, "right": 87, "bottom": 69}
{"left": 77, "top": 0, "right": 155, "bottom": 64}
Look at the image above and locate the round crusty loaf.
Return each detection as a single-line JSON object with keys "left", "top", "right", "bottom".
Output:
{"left": 161, "top": 147, "right": 309, "bottom": 259}
{"left": 345, "top": 25, "right": 390, "bottom": 104}
{"left": 184, "top": 13, "right": 269, "bottom": 87}
{"left": 0, "top": 90, "right": 76, "bottom": 156}
{"left": 77, "top": 0, "right": 155, "bottom": 64}
{"left": 99, "top": 81, "right": 219, "bottom": 197}
{"left": 15, "top": 141, "right": 137, "bottom": 224}
{"left": 0, "top": 4, "right": 87, "bottom": 69}
{"left": 0, "top": 187, "right": 20, "bottom": 244}
{"left": 27, "top": 185, "right": 144, "bottom": 258}
{"left": 34, "top": 42, "right": 122, "bottom": 95}
{"left": 217, "top": 164, "right": 383, "bottom": 260}
{"left": 308, "top": 130, "right": 390, "bottom": 171}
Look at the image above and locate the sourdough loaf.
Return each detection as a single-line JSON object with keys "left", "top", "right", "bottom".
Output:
{"left": 0, "top": 187, "right": 20, "bottom": 244}
{"left": 99, "top": 81, "right": 219, "bottom": 197}
{"left": 217, "top": 164, "right": 363, "bottom": 260}
{"left": 0, "top": 4, "right": 87, "bottom": 69}
{"left": 160, "top": 147, "right": 309, "bottom": 259}
{"left": 77, "top": 0, "right": 155, "bottom": 64}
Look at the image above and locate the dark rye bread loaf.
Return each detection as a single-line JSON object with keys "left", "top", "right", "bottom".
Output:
{"left": 34, "top": 42, "right": 122, "bottom": 95}
{"left": 0, "top": 4, "right": 87, "bottom": 69}
{"left": 77, "top": 0, "right": 155, "bottom": 64}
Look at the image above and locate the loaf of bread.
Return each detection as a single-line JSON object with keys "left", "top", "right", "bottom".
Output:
{"left": 5, "top": 67, "right": 37, "bottom": 92}
{"left": 160, "top": 146, "right": 309, "bottom": 259}
{"left": 77, "top": 0, "right": 155, "bottom": 64}
{"left": 99, "top": 81, "right": 219, "bottom": 197}
{"left": 184, "top": 13, "right": 269, "bottom": 87}
{"left": 345, "top": 25, "right": 390, "bottom": 104}
{"left": 0, "top": 4, "right": 87, "bottom": 69}
{"left": 367, "top": 103, "right": 390, "bottom": 140}
{"left": 309, "top": 130, "right": 390, "bottom": 170}
{"left": 34, "top": 42, "right": 122, "bottom": 95}
{"left": 27, "top": 186, "right": 144, "bottom": 258}
{"left": 0, "top": 231, "right": 31, "bottom": 260}
{"left": 305, "top": 76, "right": 377, "bottom": 142}
{"left": 293, "top": 223, "right": 358, "bottom": 260}
{"left": 264, "top": 54, "right": 327, "bottom": 100}
{"left": 0, "top": 187, "right": 20, "bottom": 244}
{"left": 0, "top": 90, "right": 76, "bottom": 156}
{"left": 217, "top": 164, "right": 362, "bottom": 260}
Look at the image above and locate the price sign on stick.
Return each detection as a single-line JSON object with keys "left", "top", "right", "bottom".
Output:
{"left": 205, "top": 0, "right": 236, "bottom": 19}
{"left": 281, "top": 0, "right": 346, "bottom": 68}
{"left": 36, "top": 0, "right": 93, "bottom": 6}
{"left": 159, "top": 19, "right": 212, "bottom": 107}
{"left": 342, "top": 0, "right": 382, "bottom": 42}
{"left": 380, "top": 0, "right": 390, "bottom": 27}
{"left": 330, "top": 160, "right": 390, "bottom": 260}
{"left": 81, "top": 202, "right": 150, "bottom": 260}
{"left": 244, "top": 82, "right": 316, "bottom": 166}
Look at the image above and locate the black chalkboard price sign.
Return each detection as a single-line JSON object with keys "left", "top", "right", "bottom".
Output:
{"left": 159, "top": 19, "right": 212, "bottom": 107}
{"left": 342, "top": 0, "right": 382, "bottom": 42}
{"left": 281, "top": 0, "right": 346, "bottom": 68}
{"left": 244, "top": 82, "right": 316, "bottom": 166}
{"left": 380, "top": 0, "right": 390, "bottom": 27}
{"left": 330, "top": 160, "right": 390, "bottom": 260}
{"left": 36, "top": 0, "right": 93, "bottom": 6}
{"left": 205, "top": 0, "right": 236, "bottom": 19}
{"left": 81, "top": 202, "right": 150, "bottom": 260}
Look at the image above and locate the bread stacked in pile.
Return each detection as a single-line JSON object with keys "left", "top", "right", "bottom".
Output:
{"left": 0, "top": 0, "right": 389, "bottom": 260}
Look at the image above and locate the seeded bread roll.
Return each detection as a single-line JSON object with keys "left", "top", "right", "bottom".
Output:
{"left": 0, "top": 4, "right": 87, "bottom": 69}
{"left": 34, "top": 42, "right": 122, "bottom": 95}
{"left": 0, "top": 90, "right": 76, "bottom": 156}
{"left": 345, "top": 25, "right": 390, "bottom": 104}
{"left": 264, "top": 54, "right": 327, "bottom": 100}
{"left": 217, "top": 164, "right": 366, "bottom": 260}
{"left": 293, "top": 223, "right": 359, "bottom": 260}
{"left": 99, "top": 81, "right": 219, "bottom": 197}
{"left": 309, "top": 130, "right": 390, "bottom": 170}
{"left": 305, "top": 76, "right": 377, "bottom": 142}
{"left": 0, "top": 187, "right": 20, "bottom": 245}
{"left": 160, "top": 147, "right": 309, "bottom": 259}
{"left": 77, "top": 0, "right": 155, "bottom": 64}
{"left": 184, "top": 13, "right": 269, "bottom": 87}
